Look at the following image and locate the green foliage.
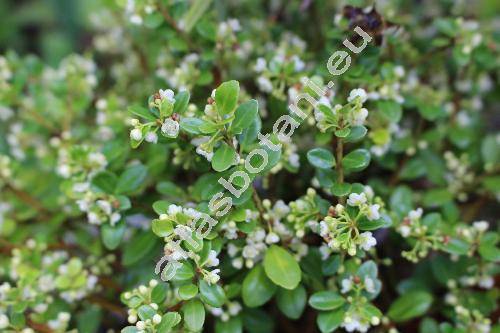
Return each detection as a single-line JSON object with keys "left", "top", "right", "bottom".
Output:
{"left": 0, "top": 1, "right": 498, "bottom": 333}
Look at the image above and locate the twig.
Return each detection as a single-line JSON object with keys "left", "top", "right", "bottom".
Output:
{"left": 336, "top": 137, "right": 345, "bottom": 204}
{"left": 252, "top": 186, "right": 265, "bottom": 223}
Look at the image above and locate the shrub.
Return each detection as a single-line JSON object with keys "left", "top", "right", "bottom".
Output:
{"left": 0, "top": 1, "right": 498, "bottom": 333}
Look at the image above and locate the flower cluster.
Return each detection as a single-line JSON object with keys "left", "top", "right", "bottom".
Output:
{"left": 318, "top": 187, "right": 385, "bottom": 257}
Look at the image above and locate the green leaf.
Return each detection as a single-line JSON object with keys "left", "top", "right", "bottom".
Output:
{"left": 180, "top": 117, "right": 204, "bottom": 135}
{"left": 138, "top": 305, "right": 156, "bottom": 321}
{"left": 317, "top": 308, "right": 344, "bottom": 333}
{"left": 182, "top": 299, "right": 205, "bottom": 332}
{"left": 115, "top": 164, "right": 148, "bottom": 195}
{"left": 231, "top": 99, "right": 258, "bottom": 134}
{"left": 173, "top": 91, "right": 190, "bottom": 114}
{"left": 442, "top": 238, "right": 470, "bottom": 256}
{"left": 157, "top": 312, "right": 181, "bottom": 333}
{"left": 344, "top": 126, "right": 367, "bottom": 142}
{"left": 390, "top": 186, "right": 414, "bottom": 217}
{"left": 101, "top": 221, "right": 126, "bottom": 250}
{"left": 242, "top": 265, "right": 276, "bottom": 307}
{"left": 342, "top": 149, "right": 370, "bottom": 171}
{"left": 263, "top": 245, "right": 302, "bottom": 290}
{"left": 76, "top": 307, "right": 101, "bottom": 333}
{"left": 122, "top": 231, "right": 157, "bottom": 266}
{"left": 152, "top": 219, "right": 174, "bottom": 237}
{"left": 182, "top": 0, "right": 213, "bottom": 32}
{"left": 479, "top": 232, "right": 500, "bottom": 262}
{"left": 178, "top": 284, "right": 199, "bottom": 300}
{"left": 377, "top": 100, "right": 402, "bottom": 123}
{"left": 334, "top": 127, "right": 350, "bottom": 138}
{"left": 331, "top": 182, "right": 351, "bottom": 196}
{"left": 243, "top": 309, "right": 274, "bottom": 333}
{"left": 307, "top": 148, "right": 335, "bottom": 169}
{"left": 151, "top": 283, "right": 169, "bottom": 304}
{"left": 215, "top": 316, "right": 243, "bottom": 333}
{"left": 91, "top": 171, "right": 117, "bottom": 194}
{"left": 422, "top": 188, "right": 453, "bottom": 208}
{"left": 199, "top": 280, "right": 226, "bottom": 307}
{"left": 129, "top": 105, "right": 156, "bottom": 121}
{"left": 276, "top": 285, "right": 307, "bottom": 319}
{"left": 309, "top": 291, "right": 345, "bottom": 311}
{"left": 212, "top": 143, "right": 237, "bottom": 172}
{"left": 357, "top": 214, "right": 392, "bottom": 231}
{"left": 387, "top": 291, "right": 433, "bottom": 322}
{"left": 215, "top": 80, "right": 239, "bottom": 116}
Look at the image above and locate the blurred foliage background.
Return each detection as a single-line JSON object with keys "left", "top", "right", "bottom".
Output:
{"left": 1, "top": 0, "right": 500, "bottom": 66}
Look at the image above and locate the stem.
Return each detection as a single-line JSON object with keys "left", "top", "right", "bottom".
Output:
{"left": 5, "top": 183, "right": 49, "bottom": 216}
{"left": 252, "top": 186, "right": 265, "bottom": 223}
{"left": 336, "top": 137, "right": 345, "bottom": 204}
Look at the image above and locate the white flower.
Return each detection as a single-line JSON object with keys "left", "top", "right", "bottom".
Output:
{"left": 168, "top": 204, "right": 182, "bottom": 216}
{"left": 347, "top": 88, "right": 368, "bottom": 103}
{"left": 89, "top": 152, "right": 106, "bottom": 166}
{"left": 87, "top": 212, "right": 102, "bottom": 225}
{"left": 206, "top": 269, "right": 221, "bottom": 284}
{"left": 130, "top": 128, "right": 142, "bottom": 141}
{"left": 196, "top": 146, "right": 214, "bottom": 161}
{"left": 211, "top": 307, "right": 224, "bottom": 316}
{"left": 128, "top": 314, "right": 137, "bottom": 324}
{"left": 478, "top": 276, "right": 494, "bottom": 289}
{"left": 97, "top": 200, "right": 112, "bottom": 215}
{"left": 292, "top": 55, "right": 305, "bottom": 72}
{"left": 145, "top": 131, "right": 158, "bottom": 143}
{"left": 159, "top": 89, "right": 175, "bottom": 103}
{"left": 347, "top": 193, "right": 367, "bottom": 207}
{"left": 153, "top": 314, "right": 162, "bottom": 324}
{"left": 161, "top": 118, "right": 180, "bottom": 138}
{"left": 110, "top": 212, "right": 121, "bottom": 225}
{"left": 0, "top": 106, "right": 13, "bottom": 121}
{"left": 314, "top": 110, "right": 325, "bottom": 122}
{"left": 364, "top": 277, "right": 376, "bottom": 293}
{"left": 265, "top": 232, "right": 280, "bottom": 244}
{"left": 399, "top": 225, "right": 411, "bottom": 238}
{"left": 232, "top": 257, "right": 243, "bottom": 269}
{"left": 72, "top": 182, "right": 89, "bottom": 193}
{"left": 0, "top": 313, "right": 9, "bottom": 329}
{"left": 206, "top": 250, "right": 220, "bottom": 267}
{"left": 342, "top": 313, "right": 369, "bottom": 332}
{"left": 359, "top": 231, "right": 377, "bottom": 251}
{"left": 228, "top": 19, "right": 241, "bottom": 31}
{"left": 366, "top": 204, "right": 381, "bottom": 221}
{"left": 319, "top": 221, "right": 329, "bottom": 237}
{"left": 257, "top": 76, "right": 273, "bottom": 93}
{"left": 58, "top": 164, "right": 71, "bottom": 178}
{"left": 288, "top": 153, "right": 300, "bottom": 168}
{"left": 228, "top": 301, "right": 242, "bottom": 316}
{"left": 473, "top": 221, "right": 489, "bottom": 232}
{"left": 394, "top": 65, "right": 405, "bottom": 78}
{"left": 363, "top": 186, "right": 374, "bottom": 200}
{"left": 130, "top": 14, "right": 143, "bottom": 25}
{"left": 254, "top": 58, "right": 267, "bottom": 72}
{"left": 408, "top": 208, "right": 423, "bottom": 221}
{"left": 136, "top": 321, "right": 146, "bottom": 330}
{"left": 341, "top": 278, "right": 353, "bottom": 293}
{"left": 351, "top": 107, "right": 368, "bottom": 125}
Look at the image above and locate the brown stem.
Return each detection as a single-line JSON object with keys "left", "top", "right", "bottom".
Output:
{"left": 5, "top": 183, "right": 49, "bottom": 216}
{"left": 336, "top": 137, "right": 345, "bottom": 204}
{"left": 88, "top": 295, "right": 126, "bottom": 317}
{"left": 158, "top": 4, "right": 196, "bottom": 51}
{"left": 252, "top": 186, "right": 265, "bottom": 222}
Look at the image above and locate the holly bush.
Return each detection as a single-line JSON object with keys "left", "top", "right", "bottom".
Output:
{"left": 0, "top": 1, "right": 499, "bottom": 333}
